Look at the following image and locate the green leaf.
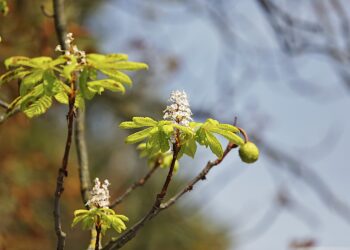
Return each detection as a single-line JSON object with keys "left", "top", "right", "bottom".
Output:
{"left": 71, "top": 214, "right": 88, "bottom": 227}
{"left": 79, "top": 68, "right": 95, "bottom": 100}
{"left": 74, "top": 209, "right": 89, "bottom": 216}
{"left": 54, "top": 91, "right": 69, "bottom": 104}
{"left": 112, "top": 61, "right": 148, "bottom": 70}
{"left": 125, "top": 127, "right": 157, "bottom": 144}
{"left": 43, "top": 69, "right": 57, "bottom": 95}
{"left": 217, "top": 123, "right": 239, "bottom": 133}
{"left": 29, "top": 57, "right": 53, "bottom": 67}
{"left": 208, "top": 127, "right": 244, "bottom": 146}
{"left": 20, "top": 69, "right": 44, "bottom": 95}
{"left": 5, "top": 56, "right": 31, "bottom": 69}
{"left": 9, "top": 84, "right": 44, "bottom": 110}
{"left": 173, "top": 124, "right": 194, "bottom": 137}
{"left": 119, "top": 121, "right": 145, "bottom": 129}
{"left": 132, "top": 117, "right": 157, "bottom": 127}
{"left": 87, "top": 53, "right": 128, "bottom": 65}
{"left": 146, "top": 134, "right": 161, "bottom": 155}
{"left": 158, "top": 130, "right": 170, "bottom": 153}
{"left": 62, "top": 61, "right": 78, "bottom": 79}
{"left": 162, "top": 124, "right": 174, "bottom": 135}
{"left": 100, "top": 69, "right": 133, "bottom": 86}
{"left": 74, "top": 92, "right": 85, "bottom": 109}
{"left": 23, "top": 95, "right": 52, "bottom": 118}
{"left": 81, "top": 216, "right": 95, "bottom": 230}
{"left": 87, "top": 79, "right": 125, "bottom": 94}
{"left": 183, "top": 139, "right": 197, "bottom": 158}
{"left": 205, "top": 131, "right": 223, "bottom": 158}
{"left": 0, "top": 68, "right": 30, "bottom": 86}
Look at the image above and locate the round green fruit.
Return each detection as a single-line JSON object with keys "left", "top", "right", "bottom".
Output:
{"left": 239, "top": 141, "right": 259, "bottom": 164}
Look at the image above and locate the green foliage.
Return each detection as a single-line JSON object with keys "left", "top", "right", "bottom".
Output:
{"left": 136, "top": 143, "right": 179, "bottom": 172}
{"left": 72, "top": 208, "right": 128, "bottom": 235}
{"left": 120, "top": 117, "right": 245, "bottom": 159}
{"left": 0, "top": 51, "right": 148, "bottom": 118}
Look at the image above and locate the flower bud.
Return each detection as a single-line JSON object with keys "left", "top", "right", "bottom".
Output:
{"left": 239, "top": 141, "right": 259, "bottom": 164}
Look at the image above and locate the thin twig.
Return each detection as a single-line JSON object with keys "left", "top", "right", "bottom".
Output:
{"left": 160, "top": 142, "right": 237, "bottom": 210}
{"left": 103, "top": 143, "right": 181, "bottom": 250}
{"left": 103, "top": 141, "right": 237, "bottom": 250}
{"left": 0, "top": 107, "right": 20, "bottom": 125}
{"left": 74, "top": 109, "right": 91, "bottom": 205}
{"left": 52, "top": 1, "right": 73, "bottom": 249}
{"left": 110, "top": 159, "right": 161, "bottom": 208}
{"left": 95, "top": 224, "right": 101, "bottom": 250}
{"left": 0, "top": 99, "right": 9, "bottom": 109}
{"left": 53, "top": 92, "right": 76, "bottom": 250}
{"left": 53, "top": 0, "right": 67, "bottom": 50}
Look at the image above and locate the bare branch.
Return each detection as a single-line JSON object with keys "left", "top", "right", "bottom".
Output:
{"left": 103, "top": 142, "right": 181, "bottom": 250}
{"left": 74, "top": 109, "right": 91, "bottom": 205}
{"left": 160, "top": 142, "right": 237, "bottom": 210}
{"left": 0, "top": 99, "right": 9, "bottom": 109}
{"left": 53, "top": 92, "right": 76, "bottom": 250}
{"left": 110, "top": 159, "right": 161, "bottom": 208}
{"left": 103, "top": 141, "right": 238, "bottom": 250}
{"left": 0, "top": 107, "right": 20, "bottom": 124}
{"left": 53, "top": 0, "right": 67, "bottom": 51}
{"left": 51, "top": 0, "right": 72, "bottom": 249}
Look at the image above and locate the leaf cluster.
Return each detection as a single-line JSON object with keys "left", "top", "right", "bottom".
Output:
{"left": 72, "top": 208, "right": 129, "bottom": 235}
{"left": 0, "top": 53, "right": 147, "bottom": 117}
{"left": 137, "top": 143, "right": 179, "bottom": 172}
{"left": 120, "top": 117, "right": 244, "bottom": 159}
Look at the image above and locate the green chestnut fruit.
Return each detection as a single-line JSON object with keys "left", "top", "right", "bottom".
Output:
{"left": 239, "top": 141, "right": 259, "bottom": 164}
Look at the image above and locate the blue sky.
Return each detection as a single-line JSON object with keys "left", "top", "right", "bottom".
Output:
{"left": 89, "top": 1, "right": 350, "bottom": 249}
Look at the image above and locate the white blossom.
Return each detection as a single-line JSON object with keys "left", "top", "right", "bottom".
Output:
{"left": 55, "top": 32, "right": 86, "bottom": 66}
{"left": 163, "top": 90, "right": 192, "bottom": 126}
{"left": 86, "top": 178, "right": 110, "bottom": 208}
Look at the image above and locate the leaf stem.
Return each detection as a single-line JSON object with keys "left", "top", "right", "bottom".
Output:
{"left": 95, "top": 223, "right": 101, "bottom": 250}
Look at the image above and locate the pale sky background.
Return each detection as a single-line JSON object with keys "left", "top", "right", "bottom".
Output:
{"left": 88, "top": 1, "right": 350, "bottom": 249}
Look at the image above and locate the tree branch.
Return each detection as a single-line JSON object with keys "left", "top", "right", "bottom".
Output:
{"left": 103, "top": 142, "right": 181, "bottom": 250}
{"left": 160, "top": 142, "right": 237, "bottom": 210}
{"left": 110, "top": 159, "right": 161, "bottom": 208}
{"left": 103, "top": 141, "right": 237, "bottom": 250}
{"left": 53, "top": 92, "right": 76, "bottom": 250}
{"left": 0, "top": 99, "right": 9, "bottom": 109}
{"left": 74, "top": 109, "right": 91, "bottom": 205}
{"left": 53, "top": 0, "right": 67, "bottom": 50}
{"left": 0, "top": 107, "right": 20, "bottom": 124}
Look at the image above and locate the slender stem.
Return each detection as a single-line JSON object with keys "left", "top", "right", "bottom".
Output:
{"left": 74, "top": 109, "right": 91, "bottom": 205}
{"left": 110, "top": 159, "right": 161, "bottom": 208}
{"left": 0, "top": 99, "right": 9, "bottom": 109}
{"left": 53, "top": 91, "right": 76, "bottom": 250}
{"left": 160, "top": 142, "right": 237, "bottom": 210}
{"left": 102, "top": 140, "right": 238, "bottom": 250}
{"left": 102, "top": 143, "right": 180, "bottom": 250}
{"left": 95, "top": 224, "right": 101, "bottom": 250}
{"left": 53, "top": 0, "right": 67, "bottom": 50}
{"left": 155, "top": 143, "right": 180, "bottom": 205}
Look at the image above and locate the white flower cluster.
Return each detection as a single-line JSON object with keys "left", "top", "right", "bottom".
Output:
{"left": 163, "top": 90, "right": 193, "bottom": 126}
{"left": 86, "top": 178, "right": 110, "bottom": 208}
{"left": 55, "top": 32, "right": 86, "bottom": 65}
